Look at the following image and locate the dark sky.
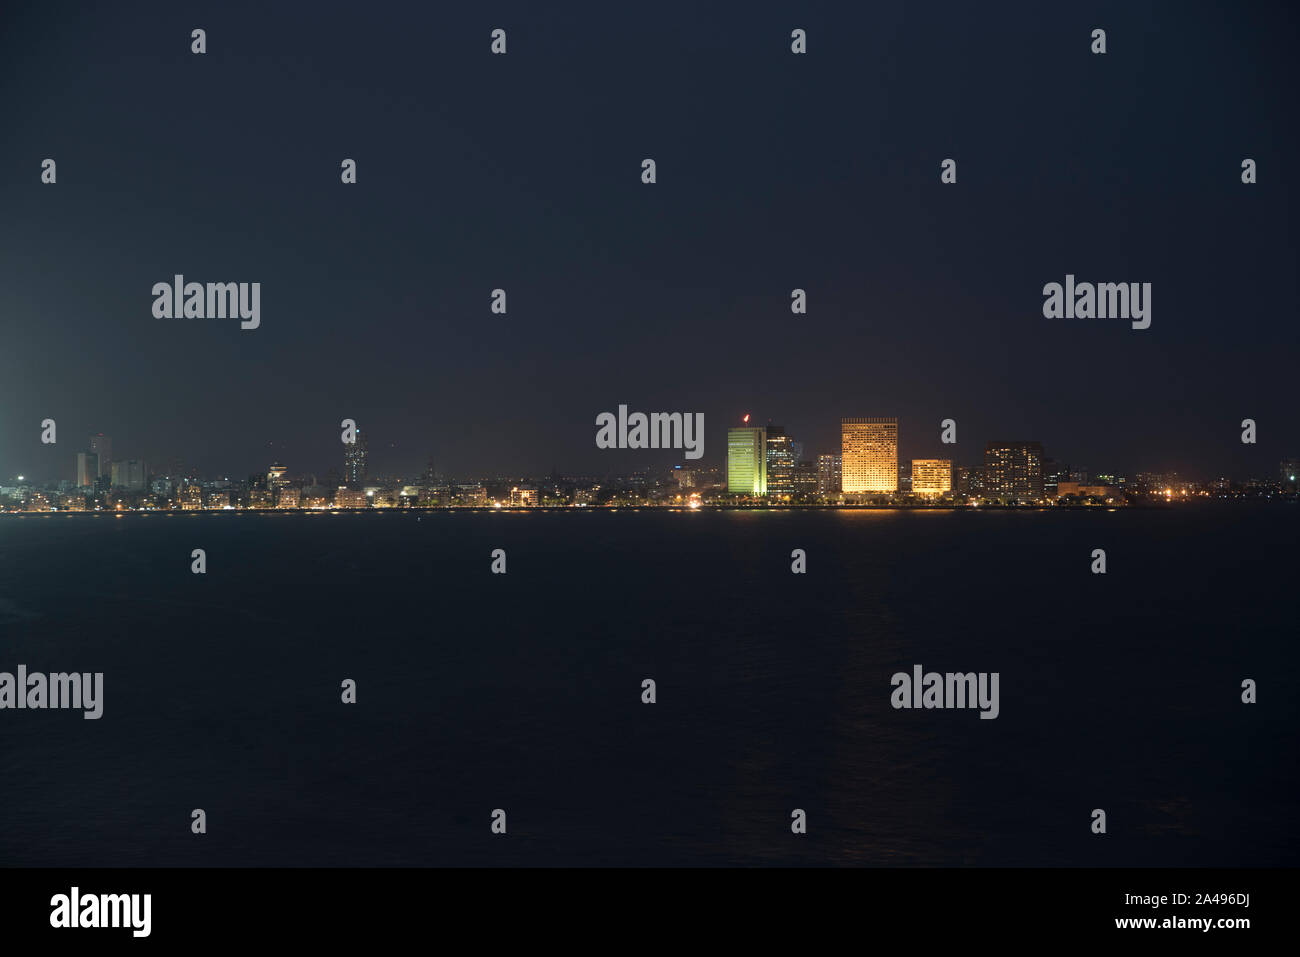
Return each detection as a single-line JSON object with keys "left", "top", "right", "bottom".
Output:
{"left": 2, "top": 1, "right": 1297, "bottom": 482}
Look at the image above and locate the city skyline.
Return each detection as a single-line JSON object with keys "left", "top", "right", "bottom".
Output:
{"left": 5, "top": 401, "right": 1296, "bottom": 487}
{"left": 6, "top": 419, "right": 1299, "bottom": 514}
{"left": 9, "top": 413, "right": 1299, "bottom": 490}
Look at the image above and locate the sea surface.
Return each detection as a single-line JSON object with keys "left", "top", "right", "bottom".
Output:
{"left": 0, "top": 506, "right": 1295, "bottom": 867}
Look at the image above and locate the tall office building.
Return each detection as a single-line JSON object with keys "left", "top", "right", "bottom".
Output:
{"left": 816, "top": 453, "right": 842, "bottom": 496}
{"left": 420, "top": 457, "right": 440, "bottom": 488}
{"left": 841, "top": 418, "right": 898, "bottom": 493}
{"left": 344, "top": 428, "right": 369, "bottom": 487}
{"left": 110, "top": 459, "right": 148, "bottom": 491}
{"left": 911, "top": 459, "right": 953, "bottom": 497}
{"left": 765, "top": 425, "right": 798, "bottom": 498}
{"left": 727, "top": 426, "right": 767, "bottom": 495}
{"left": 89, "top": 434, "right": 112, "bottom": 478}
{"left": 1042, "top": 458, "right": 1070, "bottom": 498}
{"left": 76, "top": 452, "right": 99, "bottom": 488}
{"left": 956, "top": 465, "right": 985, "bottom": 496}
{"left": 984, "top": 442, "right": 1045, "bottom": 502}
{"left": 792, "top": 460, "right": 819, "bottom": 499}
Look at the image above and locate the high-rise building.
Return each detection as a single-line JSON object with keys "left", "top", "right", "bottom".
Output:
{"left": 111, "top": 460, "right": 148, "bottom": 491}
{"left": 89, "top": 434, "right": 112, "bottom": 478}
{"left": 76, "top": 452, "right": 99, "bottom": 488}
{"left": 1042, "top": 458, "right": 1070, "bottom": 498}
{"left": 344, "top": 428, "right": 369, "bottom": 487}
{"left": 792, "top": 460, "right": 819, "bottom": 500}
{"left": 841, "top": 418, "right": 898, "bottom": 494}
{"left": 956, "top": 465, "right": 985, "bottom": 496}
{"left": 816, "top": 453, "right": 842, "bottom": 497}
{"left": 267, "top": 463, "right": 289, "bottom": 488}
{"left": 984, "top": 442, "right": 1045, "bottom": 503}
{"left": 911, "top": 459, "right": 953, "bottom": 497}
{"left": 765, "top": 425, "right": 798, "bottom": 498}
{"left": 727, "top": 426, "right": 767, "bottom": 495}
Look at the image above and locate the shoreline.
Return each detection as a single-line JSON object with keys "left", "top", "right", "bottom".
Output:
{"left": 1, "top": 501, "right": 1289, "bottom": 516}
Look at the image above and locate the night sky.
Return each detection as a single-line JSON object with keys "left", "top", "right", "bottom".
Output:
{"left": 2, "top": 1, "right": 1296, "bottom": 482}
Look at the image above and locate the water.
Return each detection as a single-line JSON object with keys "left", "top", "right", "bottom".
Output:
{"left": 1, "top": 506, "right": 1295, "bottom": 866}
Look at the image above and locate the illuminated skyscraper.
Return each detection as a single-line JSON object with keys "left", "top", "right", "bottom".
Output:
{"left": 911, "top": 459, "right": 953, "bottom": 497}
{"left": 76, "top": 452, "right": 99, "bottom": 488}
{"left": 816, "top": 453, "right": 841, "bottom": 496}
{"left": 344, "top": 428, "right": 369, "bottom": 487}
{"left": 765, "top": 425, "right": 797, "bottom": 497}
{"left": 841, "top": 418, "right": 898, "bottom": 493}
{"left": 89, "top": 434, "right": 112, "bottom": 478}
{"left": 727, "top": 426, "right": 767, "bottom": 495}
{"left": 984, "top": 442, "right": 1044, "bottom": 502}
